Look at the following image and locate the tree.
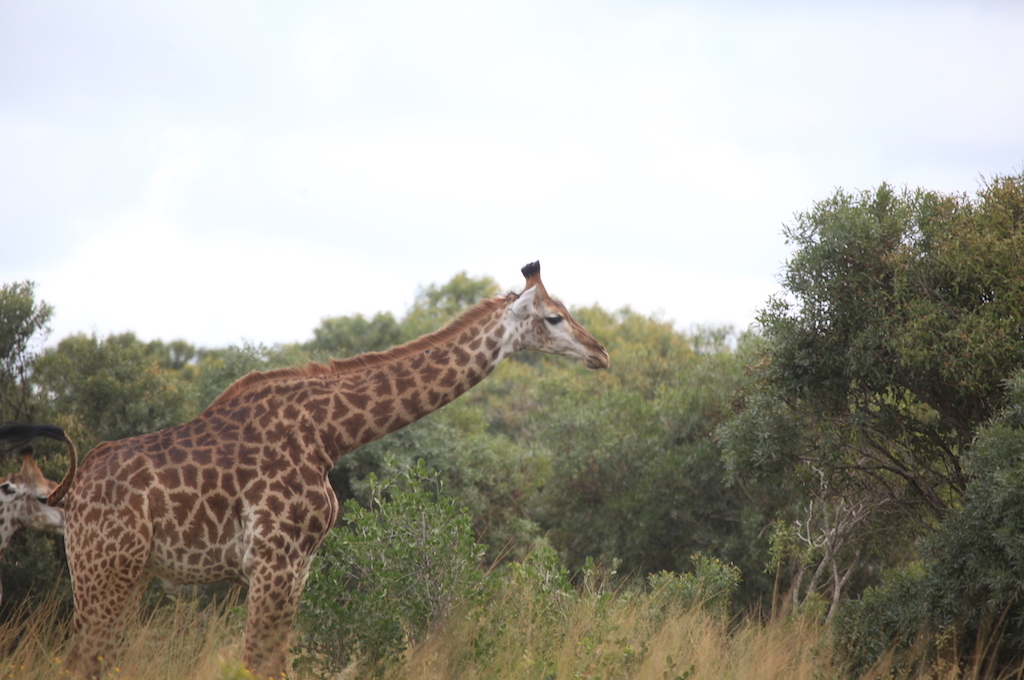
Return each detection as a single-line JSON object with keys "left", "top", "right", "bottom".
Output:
{"left": 835, "top": 368, "right": 1024, "bottom": 675}
{"left": 0, "top": 281, "right": 53, "bottom": 421}
{"left": 399, "top": 272, "right": 499, "bottom": 339}
{"left": 918, "top": 367, "right": 1024, "bottom": 669}
{"left": 718, "top": 172, "right": 1024, "bottom": 616}
{"left": 304, "top": 312, "right": 402, "bottom": 361}
{"left": 526, "top": 313, "right": 768, "bottom": 597}
{"left": 145, "top": 338, "right": 199, "bottom": 372}
{"left": 33, "top": 332, "right": 195, "bottom": 452}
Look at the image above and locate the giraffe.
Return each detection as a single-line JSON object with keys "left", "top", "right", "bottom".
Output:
{"left": 0, "top": 451, "right": 65, "bottom": 606}
{"left": 36, "top": 261, "right": 608, "bottom": 679}
{"left": 0, "top": 424, "right": 77, "bottom": 606}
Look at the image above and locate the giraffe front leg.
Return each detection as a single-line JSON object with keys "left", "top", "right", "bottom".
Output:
{"left": 242, "top": 555, "right": 313, "bottom": 679}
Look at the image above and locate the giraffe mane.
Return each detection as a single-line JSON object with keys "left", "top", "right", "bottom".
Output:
{"left": 203, "top": 294, "right": 515, "bottom": 413}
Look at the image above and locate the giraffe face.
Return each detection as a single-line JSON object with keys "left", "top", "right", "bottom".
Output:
{"left": 511, "top": 286, "right": 610, "bottom": 369}
{"left": 0, "top": 463, "right": 64, "bottom": 536}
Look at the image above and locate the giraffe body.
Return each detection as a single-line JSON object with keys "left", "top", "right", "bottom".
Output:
{"left": 0, "top": 448, "right": 66, "bottom": 605}
{"left": 50, "top": 262, "right": 609, "bottom": 678}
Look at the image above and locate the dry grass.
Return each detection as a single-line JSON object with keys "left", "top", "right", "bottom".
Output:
{"left": 2, "top": 583, "right": 1022, "bottom": 679}
{"left": 388, "top": 582, "right": 1024, "bottom": 680}
{"left": 0, "top": 589, "right": 249, "bottom": 680}
{"left": 391, "top": 596, "right": 835, "bottom": 680}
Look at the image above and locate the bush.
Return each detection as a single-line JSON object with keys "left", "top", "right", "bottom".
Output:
{"left": 294, "top": 458, "right": 487, "bottom": 678}
{"left": 832, "top": 564, "right": 930, "bottom": 677}
{"left": 647, "top": 553, "right": 742, "bottom": 619}
{"left": 833, "top": 369, "right": 1024, "bottom": 676}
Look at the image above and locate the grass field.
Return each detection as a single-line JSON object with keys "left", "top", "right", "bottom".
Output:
{"left": 2, "top": 580, "right": 1018, "bottom": 680}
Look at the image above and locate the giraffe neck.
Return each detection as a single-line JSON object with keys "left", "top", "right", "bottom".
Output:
{"left": 322, "top": 295, "right": 517, "bottom": 455}
{"left": 207, "top": 294, "right": 522, "bottom": 461}
{"left": 0, "top": 514, "right": 15, "bottom": 559}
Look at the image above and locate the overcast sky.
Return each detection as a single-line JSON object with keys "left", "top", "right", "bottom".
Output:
{"left": 2, "top": 1, "right": 1022, "bottom": 350}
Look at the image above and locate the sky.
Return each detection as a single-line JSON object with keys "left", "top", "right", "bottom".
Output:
{"left": 2, "top": 1, "right": 1023, "bottom": 350}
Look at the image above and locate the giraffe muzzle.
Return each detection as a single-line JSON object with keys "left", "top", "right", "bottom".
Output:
{"left": 584, "top": 345, "right": 610, "bottom": 370}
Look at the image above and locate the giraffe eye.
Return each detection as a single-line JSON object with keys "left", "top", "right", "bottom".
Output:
{"left": 545, "top": 315, "right": 564, "bottom": 325}
{"left": 0, "top": 483, "right": 15, "bottom": 496}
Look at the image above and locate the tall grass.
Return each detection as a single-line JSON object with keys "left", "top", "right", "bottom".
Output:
{"left": 388, "top": 566, "right": 1024, "bottom": 680}
{"left": 0, "top": 588, "right": 249, "bottom": 680}
{"left": 389, "top": 576, "right": 834, "bottom": 680}
{"left": 0, "top": 581, "right": 1019, "bottom": 679}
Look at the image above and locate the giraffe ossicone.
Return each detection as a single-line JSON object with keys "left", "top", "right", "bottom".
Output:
{"left": 10, "top": 261, "right": 609, "bottom": 679}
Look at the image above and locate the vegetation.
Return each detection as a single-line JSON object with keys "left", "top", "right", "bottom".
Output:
{"left": 295, "top": 459, "right": 488, "bottom": 676}
{"left": 718, "top": 172, "right": 1024, "bottom": 672}
{"left": 1, "top": 171, "right": 1023, "bottom": 677}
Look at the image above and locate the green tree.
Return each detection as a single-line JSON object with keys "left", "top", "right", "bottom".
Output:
{"left": 918, "top": 367, "right": 1024, "bottom": 669}
{"left": 303, "top": 312, "right": 402, "bottom": 361}
{"left": 33, "top": 332, "right": 195, "bottom": 452}
{"left": 145, "top": 338, "right": 199, "bottom": 372}
{"left": 399, "top": 272, "right": 499, "bottom": 339}
{"left": 0, "top": 281, "right": 53, "bottom": 421}
{"left": 735, "top": 174, "right": 1024, "bottom": 520}
{"left": 527, "top": 314, "right": 767, "bottom": 598}
{"left": 834, "top": 369, "right": 1024, "bottom": 675}
{"left": 719, "top": 172, "right": 1024, "bottom": 619}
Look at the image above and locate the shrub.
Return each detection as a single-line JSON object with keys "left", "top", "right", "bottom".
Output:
{"left": 833, "top": 369, "right": 1024, "bottom": 676}
{"left": 832, "top": 564, "right": 930, "bottom": 677}
{"left": 647, "top": 553, "right": 742, "bottom": 626}
{"left": 294, "top": 458, "right": 487, "bottom": 678}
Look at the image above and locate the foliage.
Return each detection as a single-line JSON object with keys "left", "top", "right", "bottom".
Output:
{"left": 0, "top": 281, "right": 53, "bottom": 422}
{"left": 32, "top": 332, "right": 196, "bottom": 453}
{"left": 144, "top": 338, "right": 200, "bottom": 372}
{"left": 294, "top": 459, "right": 487, "bottom": 677}
{"left": 832, "top": 564, "right": 931, "bottom": 678}
{"left": 303, "top": 312, "right": 402, "bottom": 362}
{"left": 921, "top": 407, "right": 1024, "bottom": 671}
{"left": 719, "top": 172, "right": 1024, "bottom": 617}
{"left": 328, "top": 403, "right": 548, "bottom": 564}
{"left": 743, "top": 174, "right": 1024, "bottom": 520}
{"left": 647, "top": 553, "right": 742, "bottom": 618}
{"left": 0, "top": 530, "right": 70, "bottom": 621}
{"left": 190, "top": 342, "right": 278, "bottom": 412}
{"left": 399, "top": 271, "right": 499, "bottom": 339}
{"left": 0, "top": 284, "right": 67, "bottom": 617}
{"left": 832, "top": 368, "right": 1024, "bottom": 676}
{"left": 528, "top": 319, "right": 771, "bottom": 602}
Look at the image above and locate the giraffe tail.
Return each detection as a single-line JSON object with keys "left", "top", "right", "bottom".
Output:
{"left": 0, "top": 423, "right": 78, "bottom": 505}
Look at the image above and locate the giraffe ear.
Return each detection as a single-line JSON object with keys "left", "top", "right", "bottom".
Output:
{"left": 511, "top": 286, "right": 538, "bottom": 319}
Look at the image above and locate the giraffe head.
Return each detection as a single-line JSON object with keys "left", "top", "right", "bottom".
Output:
{"left": 509, "top": 261, "right": 610, "bottom": 370}
{"left": 0, "top": 449, "right": 64, "bottom": 540}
